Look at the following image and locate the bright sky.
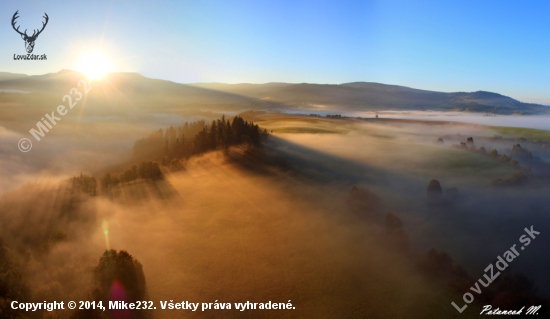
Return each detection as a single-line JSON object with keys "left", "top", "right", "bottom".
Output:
{"left": 1, "top": 0, "right": 549, "bottom": 104}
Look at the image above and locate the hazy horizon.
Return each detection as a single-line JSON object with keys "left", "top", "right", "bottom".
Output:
{"left": 2, "top": 69, "right": 549, "bottom": 108}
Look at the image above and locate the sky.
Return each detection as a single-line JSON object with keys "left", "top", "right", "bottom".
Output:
{"left": 1, "top": 0, "right": 549, "bottom": 104}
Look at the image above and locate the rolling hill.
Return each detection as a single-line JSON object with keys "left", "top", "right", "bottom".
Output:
{"left": 0, "top": 70, "right": 548, "bottom": 115}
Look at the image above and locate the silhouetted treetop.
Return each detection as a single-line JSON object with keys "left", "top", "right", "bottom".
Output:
{"left": 427, "top": 179, "right": 442, "bottom": 196}
{"left": 94, "top": 250, "right": 148, "bottom": 302}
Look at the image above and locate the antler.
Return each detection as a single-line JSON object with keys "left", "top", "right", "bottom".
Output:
{"left": 11, "top": 11, "right": 26, "bottom": 37}
{"left": 30, "top": 13, "right": 49, "bottom": 38}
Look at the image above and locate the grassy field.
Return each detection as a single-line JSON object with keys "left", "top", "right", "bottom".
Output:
{"left": 490, "top": 126, "right": 550, "bottom": 140}
{"left": 257, "top": 115, "right": 518, "bottom": 187}
{"left": 256, "top": 116, "right": 351, "bottom": 134}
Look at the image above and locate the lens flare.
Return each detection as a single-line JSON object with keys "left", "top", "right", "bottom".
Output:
{"left": 110, "top": 280, "right": 130, "bottom": 319}
{"left": 102, "top": 220, "right": 110, "bottom": 250}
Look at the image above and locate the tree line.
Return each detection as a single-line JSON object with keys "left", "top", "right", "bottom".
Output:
{"left": 449, "top": 137, "right": 522, "bottom": 168}
{"left": 133, "top": 115, "right": 266, "bottom": 165}
{"left": 71, "top": 173, "right": 98, "bottom": 196}
{"left": 68, "top": 161, "right": 164, "bottom": 195}
{"left": 100, "top": 161, "right": 163, "bottom": 190}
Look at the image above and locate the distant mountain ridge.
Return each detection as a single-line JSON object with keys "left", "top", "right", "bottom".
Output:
{"left": 193, "top": 81, "right": 549, "bottom": 114}
{"left": 0, "top": 70, "right": 547, "bottom": 115}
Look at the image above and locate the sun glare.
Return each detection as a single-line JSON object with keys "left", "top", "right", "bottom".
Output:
{"left": 76, "top": 51, "right": 112, "bottom": 80}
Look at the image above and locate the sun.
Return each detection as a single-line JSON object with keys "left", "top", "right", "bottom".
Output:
{"left": 76, "top": 51, "right": 112, "bottom": 80}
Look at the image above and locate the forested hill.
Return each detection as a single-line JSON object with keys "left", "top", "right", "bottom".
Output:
{"left": 96, "top": 116, "right": 266, "bottom": 189}
{"left": 132, "top": 115, "right": 264, "bottom": 163}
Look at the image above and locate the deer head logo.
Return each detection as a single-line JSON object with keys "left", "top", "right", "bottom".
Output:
{"left": 11, "top": 11, "right": 49, "bottom": 54}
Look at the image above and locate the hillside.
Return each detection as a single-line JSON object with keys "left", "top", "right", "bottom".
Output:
{"left": 196, "top": 81, "right": 549, "bottom": 114}
{"left": 0, "top": 70, "right": 548, "bottom": 115}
